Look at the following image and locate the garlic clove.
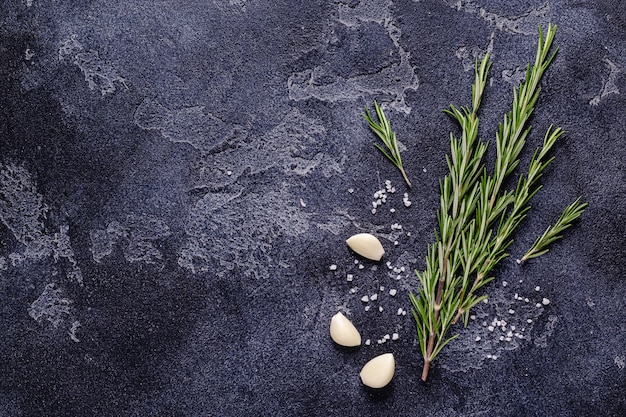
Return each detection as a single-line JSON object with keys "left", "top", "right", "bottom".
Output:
{"left": 329, "top": 312, "right": 361, "bottom": 347}
{"left": 359, "top": 353, "right": 395, "bottom": 388}
{"left": 346, "top": 233, "right": 385, "bottom": 261}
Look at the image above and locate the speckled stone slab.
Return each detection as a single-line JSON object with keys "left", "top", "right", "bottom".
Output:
{"left": 1, "top": 1, "right": 625, "bottom": 416}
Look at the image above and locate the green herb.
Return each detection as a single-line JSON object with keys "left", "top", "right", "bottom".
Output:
{"left": 364, "top": 101, "right": 412, "bottom": 188}
{"left": 519, "top": 198, "right": 588, "bottom": 263}
{"left": 409, "top": 24, "right": 586, "bottom": 381}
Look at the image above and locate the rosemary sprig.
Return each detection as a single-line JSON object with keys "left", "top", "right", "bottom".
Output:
{"left": 364, "top": 101, "right": 412, "bottom": 188}
{"left": 410, "top": 24, "right": 586, "bottom": 381}
{"left": 519, "top": 198, "right": 588, "bottom": 263}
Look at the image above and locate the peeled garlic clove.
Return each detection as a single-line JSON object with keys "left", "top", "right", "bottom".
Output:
{"left": 346, "top": 233, "right": 385, "bottom": 261}
{"left": 330, "top": 312, "right": 361, "bottom": 347}
{"left": 359, "top": 353, "right": 395, "bottom": 388}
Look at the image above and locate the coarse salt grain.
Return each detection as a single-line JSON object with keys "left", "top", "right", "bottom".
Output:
{"left": 389, "top": 289, "right": 397, "bottom": 296}
{"left": 535, "top": 286, "right": 541, "bottom": 291}
{"left": 361, "top": 296, "right": 369, "bottom": 303}
{"left": 370, "top": 294, "right": 378, "bottom": 301}
{"left": 330, "top": 264, "right": 337, "bottom": 271}
{"left": 347, "top": 274, "right": 353, "bottom": 282}
{"left": 365, "top": 339, "right": 371, "bottom": 345}
{"left": 392, "top": 333, "right": 399, "bottom": 341}
{"left": 542, "top": 298, "right": 550, "bottom": 305}
{"left": 397, "top": 308, "right": 403, "bottom": 315}
{"left": 378, "top": 306, "right": 383, "bottom": 312}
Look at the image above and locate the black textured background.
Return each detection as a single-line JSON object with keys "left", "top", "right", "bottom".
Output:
{"left": 1, "top": 1, "right": 625, "bottom": 416}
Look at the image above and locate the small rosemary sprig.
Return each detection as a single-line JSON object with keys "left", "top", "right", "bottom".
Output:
{"left": 364, "top": 101, "right": 412, "bottom": 188}
{"left": 519, "top": 198, "right": 588, "bottom": 263}
{"left": 410, "top": 24, "right": 586, "bottom": 381}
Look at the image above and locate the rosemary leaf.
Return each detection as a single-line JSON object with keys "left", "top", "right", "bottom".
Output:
{"left": 519, "top": 198, "right": 588, "bottom": 263}
{"left": 409, "top": 24, "right": 587, "bottom": 382}
{"left": 364, "top": 101, "right": 412, "bottom": 188}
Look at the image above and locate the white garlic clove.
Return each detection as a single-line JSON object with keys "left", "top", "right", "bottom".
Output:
{"left": 346, "top": 233, "right": 385, "bottom": 261}
{"left": 359, "top": 353, "right": 395, "bottom": 388}
{"left": 329, "top": 312, "right": 361, "bottom": 347}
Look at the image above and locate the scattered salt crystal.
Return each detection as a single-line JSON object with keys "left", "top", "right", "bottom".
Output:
{"left": 524, "top": 298, "right": 530, "bottom": 303}
{"left": 536, "top": 303, "right": 542, "bottom": 308}
{"left": 361, "top": 296, "right": 369, "bottom": 303}
{"left": 470, "top": 315, "right": 476, "bottom": 320}
{"left": 527, "top": 319, "right": 533, "bottom": 323}
{"left": 392, "top": 333, "right": 399, "bottom": 341}
{"left": 535, "top": 286, "right": 541, "bottom": 291}
{"left": 389, "top": 289, "right": 397, "bottom": 296}
{"left": 330, "top": 264, "right": 337, "bottom": 271}
{"left": 349, "top": 288, "right": 357, "bottom": 294}
{"left": 365, "top": 339, "right": 371, "bottom": 345}
{"left": 505, "top": 337, "right": 512, "bottom": 342}
{"left": 394, "top": 241, "right": 399, "bottom": 246}
{"left": 397, "top": 308, "right": 403, "bottom": 316}
{"left": 378, "top": 306, "right": 383, "bottom": 312}
{"left": 488, "top": 326, "right": 494, "bottom": 332}
{"left": 508, "top": 309, "right": 515, "bottom": 314}
{"left": 226, "top": 170, "right": 232, "bottom": 176}
{"left": 499, "top": 336, "right": 504, "bottom": 341}
{"left": 364, "top": 306, "right": 370, "bottom": 311}
{"left": 384, "top": 334, "right": 390, "bottom": 340}
{"left": 486, "top": 354, "right": 492, "bottom": 359}
{"left": 511, "top": 325, "right": 516, "bottom": 331}
{"left": 354, "top": 260, "right": 360, "bottom": 264}
{"left": 482, "top": 299, "right": 488, "bottom": 304}
{"left": 502, "top": 281, "right": 508, "bottom": 287}
{"left": 401, "top": 310, "right": 406, "bottom": 316}
{"left": 358, "top": 264, "right": 364, "bottom": 270}
{"left": 395, "top": 275, "right": 402, "bottom": 280}
{"left": 507, "top": 331, "right": 513, "bottom": 337}
{"left": 346, "top": 274, "right": 354, "bottom": 282}
{"left": 491, "top": 356, "right": 497, "bottom": 360}
{"left": 400, "top": 266, "right": 405, "bottom": 272}
{"left": 379, "top": 286, "right": 384, "bottom": 291}
{"left": 542, "top": 298, "right": 550, "bottom": 305}
{"left": 390, "top": 208, "right": 396, "bottom": 213}
{"left": 348, "top": 188, "right": 354, "bottom": 194}
{"left": 371, "top": 209, "right": 377, "bottom": 214}
{"left": 475, "top": 336, "right": 481, "bottom": 342}
{"left": 370, "top": 294, "right": 378, "bottom": 301}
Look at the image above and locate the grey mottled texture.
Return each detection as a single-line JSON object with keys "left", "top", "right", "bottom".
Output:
{"left": 1, "top": 0, "right": 625, "bottom": 416}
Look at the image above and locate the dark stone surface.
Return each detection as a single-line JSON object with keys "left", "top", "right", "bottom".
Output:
{"left": 1, "top": 1, "right": 625, "bottom": 416}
